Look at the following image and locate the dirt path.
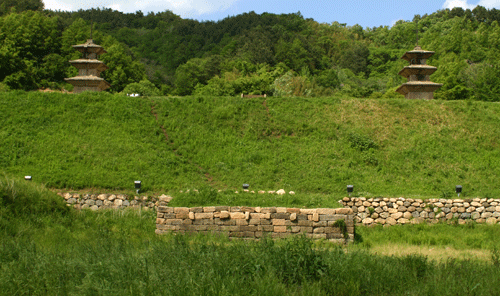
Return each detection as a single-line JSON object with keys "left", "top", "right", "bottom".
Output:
{"left": 149, "top": 99, "right": 217, "bottom": 186}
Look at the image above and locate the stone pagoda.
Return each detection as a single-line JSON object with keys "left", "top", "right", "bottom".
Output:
{"left": 65, "top": 39, "right": 110, "bottom": 93}
{"left": 396, "top": 46, "right": 442, "bottom": 100}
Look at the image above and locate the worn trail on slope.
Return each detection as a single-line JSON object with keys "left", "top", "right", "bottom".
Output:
{"left": 149, "top": 99, "right": 216, "bottom": 186}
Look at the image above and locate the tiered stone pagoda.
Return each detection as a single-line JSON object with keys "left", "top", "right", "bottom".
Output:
{"left": 65, "top": 39, "right": 110, "bottom": 93}
{"left": 396, "top": 46, "right": 442, "bottom": 99}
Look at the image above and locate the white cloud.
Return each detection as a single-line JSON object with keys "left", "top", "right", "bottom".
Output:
{"left": 443, "top": 0, "right": 500, "bottom": 10}
{"left": 477, "top": 0, "right": 500, "bottom": 8}
{"left": 43, "top": 0, "right": 74, "bottom": 11}
{"left": 442, "top": 0, "right": 476, "bottom": 10}
{"left": 108, "top": 3, "right": 122, "bottom": 11}
{"left": 43, "top": 0, "right": 239, "bottom": 17}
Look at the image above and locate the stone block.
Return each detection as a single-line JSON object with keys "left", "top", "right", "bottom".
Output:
{"left": 215, "top": 206, "right": 230, "bottom": 212}
{"left": 313, "top": 221, "right": 327, "bottom": 227}
{"left": 362, "top": 218, "right": 374, "bottom": 225}
{"left": 259, "top": 225, "right": 274, "bottom": 232}
{"left": 219, "top": 211, "right": 230, "bottom": 219}
{"left": 176, "top": 212, "right": 189, "bottom": 219}
{"left": 313, "top": 227, "right": 325, "bottom": 233}
{"left": 260, "top": 207, "right": 277, "bottom": 214}
{"left": 482, "top": 212, "right": 493, "bottom": 218}
{"left": 298, "top": 220, "right": 313, "bottom": 227}
{"left": 336, "top": 208, "right": 353, "bottom": 214}
{"left": 242, "top": 231, "right": 255, "bottom": 238}
{"left": 317, "top": 208, "right": 337, "bottom": 215}
{"left": 240, "top": 206, "right": 255, "bottom": 213}
{"left": 230, "top": 212, "right": 246, "bottom": 219}
{"left": 271, "top": 213, "right": 290, "bottom": 219}
{"left": 391, "top": 212, "right": 403, "bottom": 219}
{"left": 173, "top": 207, "right": 188, "bottom": 214}
{"left": 290, "top": 213, "right": 297, "bottom": 221}
{"left": 203, "top": 207, "right": 215, "bottom": 212}
{"left": 235, "top": 219, "right": 249, "bottom": 226}
{"left": 272, "top": 219, "right": 286, "bottom": 226}
{"left": 157, "top": 224, "right": 178, "bottom": 231}
{"left": 248, "top": 219, "right": 261, "bottom": 225}
{"left": 221, "top": 226, "right": 238, "bottom": 232}
{"left": 300, "top": 209, "right": 316, "bottom": 215}
{"left": 195, "top": 213, "right": 213, "bottom": 219}
{"left": 386, "top": 217, "right": 397, "bottom": 225}
{"left": 300, "top": 227, "right": 313, "bottom": 233}
{"left": 239, "top": 225, "right": 258, "bottom": 232}
{"left": 287, "top": 208, "right": 301, "bottom": 214}
{"left": 157, "top": 206, "right": 172, "bottom": 213}
{"left": 486, "top": 218, "right": 497, "bottom": 224}
{"left": 274, "top": 226, "right": 287, "bottom": 233}
{"left": 165, "top": 219, "right": 183, "bottom": 225}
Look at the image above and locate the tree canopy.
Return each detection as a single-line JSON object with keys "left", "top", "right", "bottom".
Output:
{"left": 1, "top": 5, "right": 500, "bottom": 100}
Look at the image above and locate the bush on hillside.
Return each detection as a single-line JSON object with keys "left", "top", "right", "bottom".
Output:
{"left": 121, "top": 79, "right": 160, "bottom": 96}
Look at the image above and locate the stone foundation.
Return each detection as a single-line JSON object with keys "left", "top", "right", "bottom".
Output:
{"left": 156, "top": 206, "right": 354, "bottom": 242}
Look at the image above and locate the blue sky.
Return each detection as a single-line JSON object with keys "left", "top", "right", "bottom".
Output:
{"left": 43, "top": 0, "right": 500, "bottom": 28}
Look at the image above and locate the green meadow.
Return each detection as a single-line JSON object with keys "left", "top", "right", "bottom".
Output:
{"left": 1, "top": 178, "right": 500, "bottom": 295}
{"left": 2, "top": 91, "right": 500, "bottom": 294}
{"left": 1, "top": 91, "right": 500, "bottom": 202}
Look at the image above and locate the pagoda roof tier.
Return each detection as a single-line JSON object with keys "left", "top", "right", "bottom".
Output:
{"left": 68, "top": 59, "right": 109, "bottom": 72}
{"left": 72, "top": 39, "right": 107, "bottom": 55}
{"left": 401, "top": 46, "right": 435, "bottom": 62}
{"left": 396, "top": 81, "right": 443, "bottom": 96}
{"left": 65, "top": 75, "right": 110, "bottom": 83}
{"left": 398, "top": 65, "right": 438, "bottom": 77}
{"left": 65, "top": 76, "right": 111, "bottom": 90}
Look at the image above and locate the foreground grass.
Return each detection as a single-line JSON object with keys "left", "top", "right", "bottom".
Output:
{"left": 2, "top": 178, "right": 500, "bottom": 295}
{"left": 2, "top": 91, "right": 500, "bottom": 199}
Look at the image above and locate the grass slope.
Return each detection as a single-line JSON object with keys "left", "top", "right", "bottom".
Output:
{"left": 1, "top": 91, "right": 500, "bottom": 200}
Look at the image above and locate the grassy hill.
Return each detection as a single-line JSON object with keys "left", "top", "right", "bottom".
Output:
{"left": 1, "top": 91, "right": 500, "bottom": 200}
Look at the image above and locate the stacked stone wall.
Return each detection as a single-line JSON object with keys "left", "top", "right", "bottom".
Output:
{"left": 156, "top": 206, "right": 354, "bottom": 242}
{"left": 57, "top": 192, "right": 172, "bottom": 210}
{"left": 341, "top": 197, "right": 500, "bottom": 226}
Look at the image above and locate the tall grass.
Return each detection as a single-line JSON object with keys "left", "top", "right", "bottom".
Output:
{"left": 2, "top": 91, "right": 500, "bottom": 200}
{"left": 1, "top": 179, "right": 500, "bottom": 295}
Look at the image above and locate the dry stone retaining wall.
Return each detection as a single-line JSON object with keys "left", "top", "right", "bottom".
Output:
{"left": 341, "top": 197, "right": 500, "bottom": 226}
{"left": 156, "top": 206, "right": 354, "bottom": 242}
{"left": 57, "top": 192, "right": 173, "bottom": 210}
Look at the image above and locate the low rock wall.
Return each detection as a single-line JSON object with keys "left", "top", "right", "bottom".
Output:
{"left": 156, "top": 206, "right": 354, "bottom": 242}
{"left": 340, "top": 197, "right": 500, "bottom": 226}
{"left": 57, "top": 192, "right": 172, "bottom": 210}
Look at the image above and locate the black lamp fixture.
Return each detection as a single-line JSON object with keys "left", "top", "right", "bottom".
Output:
{"left": 456, "top": 185, "right": 462, "bottom": 198}
{"left": 243, "top": 183, "right": 250, "bottom": 190}
{"left": 347, "top": 185, "right": 354, "bottom": 197}
{"left": 135, "top": 180, "right": 141, "bottom": 194}
{"left": 24, "top": 176, "right": 32, "bottom": 181}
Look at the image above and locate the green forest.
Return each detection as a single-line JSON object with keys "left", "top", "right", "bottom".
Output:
{"left": 2, "top": 0, "right": 500, "bottom": 100}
